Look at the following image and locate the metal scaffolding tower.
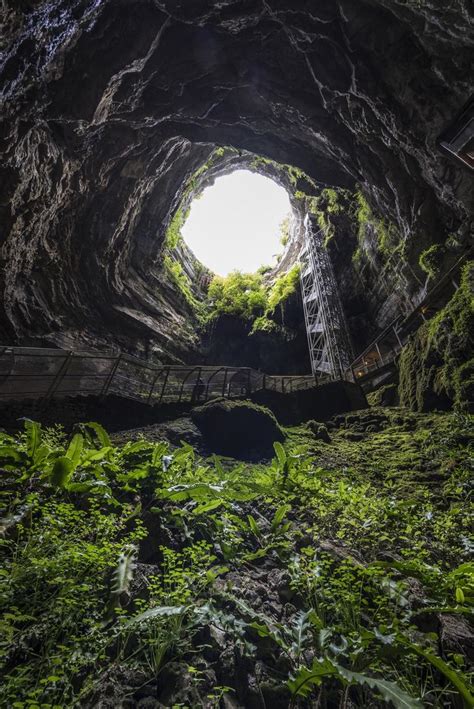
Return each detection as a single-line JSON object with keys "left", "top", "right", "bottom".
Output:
{"left": 300, "top": 215, "right": 353, "bottom": 380}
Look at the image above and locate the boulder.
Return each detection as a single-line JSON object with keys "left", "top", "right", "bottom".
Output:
{"left": 191, "top": 398, "right": 285, "bottom": 458}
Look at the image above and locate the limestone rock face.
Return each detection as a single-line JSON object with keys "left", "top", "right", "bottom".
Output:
{"left": 0, "top": 0, "right": 472, "bottom": 358}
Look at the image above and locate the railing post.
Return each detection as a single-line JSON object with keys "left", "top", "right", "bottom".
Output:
{"left": 247, "top": 368, "right": 251, "bottom": 396}
{"left": 393, "top": 326, "right": 403, "bottom": 349}
{"left": 375, "top": 342, "right": 383, "bottom": 366}
{"left": 159, "top": 367, "right": 171, "bottom": 404}
{"left": 43, "top": 351, "right": 73, "bottom": 404}
{"left": 222, "top": 369, "right": 228, "bottom": 398}
{"left": 262, "top": 374, "right": 266, "bottom": 390}
{"left": 147, "top": 367, "right": 163, "bottom": 405}
{"left": 101, "top": 353, "right": 122, "bottom": 399}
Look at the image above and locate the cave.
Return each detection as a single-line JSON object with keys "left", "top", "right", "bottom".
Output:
{"left": 1, "top": 1, "right": 473, "bottom": 707}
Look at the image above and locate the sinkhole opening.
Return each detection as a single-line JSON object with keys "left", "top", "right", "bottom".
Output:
{"left": 181, "top": 170, "right": 292, "bottom": 276}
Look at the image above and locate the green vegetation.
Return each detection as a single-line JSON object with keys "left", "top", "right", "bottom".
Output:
{"left": 163, "top": 254, "right": 204, "bottom": 314}
{"left": 1, "top": 409, "right": 472, "bottom": 706}
{"left": 307, "top": 188, "right": 347, "bottom": 247}
{"left": 206, "top": 271, "right": 268, "bottom": 320}
{"left": 164, "top": 205, "right": 187, "bottom": 250}
{"left": 419, "top": 244, "right": 445, "bottom": 280}
{"left": 279, "top": 215, "right": 291, "bottom": 246}
{"left": 354, "top": 190, "right": 400, "bottom": 262}
{"left": 206, "top": 264, "right": 301, "bottom": 331}
{"left": 399, "top": 261, "right": 474, "bottom": 412}
{"left": 267, "top": 263, "right": 300, "bottom": 311}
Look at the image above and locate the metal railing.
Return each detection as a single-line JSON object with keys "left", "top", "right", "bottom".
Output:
{"left": 349, "top": 249, "right": 472, "bottom": 381}
{"left": 0, "top": 346, "right": 320, "bottom": 405}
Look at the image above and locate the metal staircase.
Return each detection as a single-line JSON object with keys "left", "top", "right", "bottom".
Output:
{"left": 300, "top": 215, "right": 353, "bottom": 380}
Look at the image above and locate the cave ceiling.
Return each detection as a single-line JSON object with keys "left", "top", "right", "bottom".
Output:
{"left": 0, "top": 0, "right": 472, "bottom": 358}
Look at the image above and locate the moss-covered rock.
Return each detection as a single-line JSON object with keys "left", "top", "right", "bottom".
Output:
{"left": 191, "top": 398, "right": 284, "bottom": 458}
{"left": 398, "top": 262, "right": 474, "bottom": 412}
{"left": 367, "top": 383, "right": 399, "bottom": 407}
{"left": 305, "top": 420, "right": 331, "bottom": 442}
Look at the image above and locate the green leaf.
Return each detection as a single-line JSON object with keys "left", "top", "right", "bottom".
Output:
{"left": 213, "top": 455, "right": 225, "bottom": 477}
{"left": 401, "top": 640, "right": 474, "bottom": 708}
{"left": 49, "top": 457, "right": 73, "bottom": 488}
{"left": 81, "top": 447, "right": 112, "bottom": 463}
{"left": 125, "top": 605, "right": 187, "bottom": 626}
{"left": 24, "top": 420, "right": 41, "bottom": 460}
{"left": 151, "top": 442, "right": 168, "bottom": 466}
{"left": 273, "top": 441, "right": 286, "bottom": 468}
{"left": 335, "top": 664, "right": 422, "bottom": 708}
{"left": 85, "top": 422, "right": 111, "bottom": 448}
{"left": 247, "top": 514, "right": 260, "bottom": 537}
{"left": 289, "top": 658, "right": 422, "bottom": 707}
{"left": 111, "top": 545, "right": 137, "bottom": 597}
{"left": 288, "top": 658, "right": 337, "bottom": 697}
{"left": 66, "top": 433, "right": 83, "bottom": 467}
{"left": 0, "top": 445, "right": 22, "bottom": 463}
{"left": 192, "top": 499, "right": 224, "bottom": 515}
{"left": 271, "top": 503, "right": 291, "bottom": 531}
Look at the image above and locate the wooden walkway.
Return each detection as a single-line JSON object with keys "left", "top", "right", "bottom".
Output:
{"left": 1, "top": 250, "right": 469, "bottom": 406}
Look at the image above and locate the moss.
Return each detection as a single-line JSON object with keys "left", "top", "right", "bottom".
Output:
{"left": 164, "top": 255, "right": 203, "bottom": 314}
{"left": 164, "top": 205, "right": 186, "bottom": 250}
{"left": 419, "top": 244, "right": 445, "bottom": 279}
{"left": 250, "top": 315, "right": 280, "bottom": 335}
{"left": 267, "top": 264, "right": 300, "bottom": 312}
{"left": 306, "top": 188, "right": 347, "bottom": 247}
{"left": 367, "top": 383, "right": 399, "bottom": 407}
{"left": 191, "top": 398, "right": 285, "bottom": 457}
{"left": 354, "top": 190, "right": 399, "bottom": 261}
{"left": 398, "top": 261, "right": 474, "bottom": 412}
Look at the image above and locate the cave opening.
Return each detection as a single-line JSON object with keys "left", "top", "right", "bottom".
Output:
{"left": 181, "top": 169, "right": 293, "bottom": 276}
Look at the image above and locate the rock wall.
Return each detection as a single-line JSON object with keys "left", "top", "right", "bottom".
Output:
{"left": 1, "top": 0, "right": 472, "bottom": 361}
{"left": 398, "top": 262, "right": 474, "bottom": 412}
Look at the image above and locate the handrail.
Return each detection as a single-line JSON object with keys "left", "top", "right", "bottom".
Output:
{"left": 0, "top": 347, "right": 321, "bottom": 405}
{"left": 349, "top": 247, "right": 472, "bottom": 380}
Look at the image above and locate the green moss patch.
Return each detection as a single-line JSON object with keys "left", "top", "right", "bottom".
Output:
{"left": 399, "top": 261, "right": 474, "bottom": 412}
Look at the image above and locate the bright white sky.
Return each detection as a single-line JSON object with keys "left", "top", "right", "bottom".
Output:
{"left": 181, "top": 170, "right": 291, "bottom": 276}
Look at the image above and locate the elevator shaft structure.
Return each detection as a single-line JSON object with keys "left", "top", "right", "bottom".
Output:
{"left": 300, "top": 215, "right": 353, "bottom": 380}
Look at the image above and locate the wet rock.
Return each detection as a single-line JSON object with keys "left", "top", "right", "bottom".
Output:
{"left": 191, "top": 398, "right": 284, "bottom": 459}
{"left": 439, "top": 614, "right": 474, "bottom": 661}
{"left": 306, "top": 420, "right": 331, "bottom": 442}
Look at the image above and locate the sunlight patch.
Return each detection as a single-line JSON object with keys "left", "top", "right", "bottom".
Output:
{"left": 181, "top": 170, "right": 291, "bottom": 276}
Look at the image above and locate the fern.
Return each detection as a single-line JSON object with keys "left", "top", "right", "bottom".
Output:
{"left": 49, "top": 456, "right": 74, "bottom": 489}
{"left": 288, "top": 657, "right": 422, "bottom": 707}
{"left": 85, "top": 422, "right": 111, "bottom": 448}
{"left": 111, "top": 544, "right": 137, "bottom": 598}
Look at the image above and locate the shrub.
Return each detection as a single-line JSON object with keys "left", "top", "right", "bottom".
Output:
{"left": 207, "top": 271, "right": 268, "bottom": 321}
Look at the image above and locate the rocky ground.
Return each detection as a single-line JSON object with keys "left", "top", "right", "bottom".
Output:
{"left": 1, "top": 403, "right": 472, "bottom": 708}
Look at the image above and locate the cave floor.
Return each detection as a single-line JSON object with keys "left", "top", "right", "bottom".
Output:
{"left": 0, "top": 407, "right": 472, "bottom": 707}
